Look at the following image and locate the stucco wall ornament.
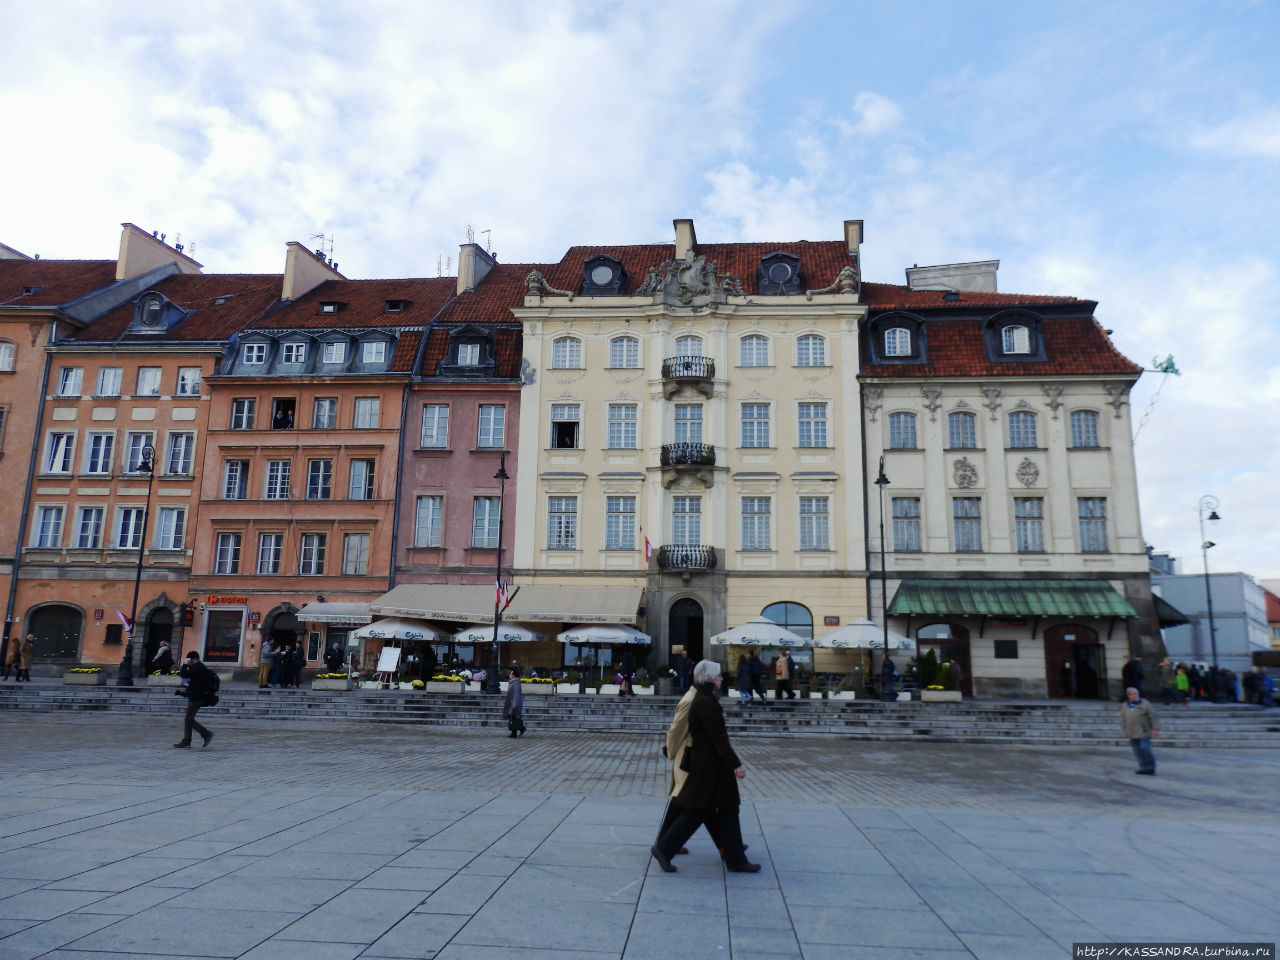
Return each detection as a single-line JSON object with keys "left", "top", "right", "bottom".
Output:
{"left": 1015, "top": 458, "right": 1040, "bottom": 487}
{"left": 804, "top": 265, "right": 859, "bottom": 300}
{"left": 863, "top": 386, "right": 884, "bottom": 423}
{"left": 921, "top": 386, "right": 943, "bottom": 421}
{"left": 981, "top": 385, "right": 1004, "bottom": 421}
{"left": 525, "top": 270, "right": 575, "bottom": 300}
{"left": 1104, "top": 383, "right": 1129, "bottom": 418}
{"left": 1041, "top": 383, "right": 1065, "bottom": 419}
{"left": 636, "top": 255, "right": 743, "bottom": 305}
{"left": 953, "top": 457, "right": 979, "bottom": 488}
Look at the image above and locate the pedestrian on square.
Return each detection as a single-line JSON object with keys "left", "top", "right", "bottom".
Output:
{"left": 2, "top": 635, "right": 20, "bottom": 680}
{"left": 651, "top": 659, "right": 759, "bottom": 874}
{"left": 257, "top": 640, "right": 274, "bottom": 688}
{"left": 1120, "top": 686, "right": 1158, "bottom": 775}
{"left": 324, "top": 642, "right": 344, "bottom": 674}
{"left": 1158, "top": 657, "right": 1176, "bottom": 704}
{"left": 269, "top": 641, "right": 285, "bottom": 687}
{"left": 775, "top": 648, "right": 796, "bottom": 700}
{"left": 747, "top": 650, "right": 768, "bottom": 701}
{"left": 504, "top": 668, "right": 525, "bottom": 737}
{"left": 291, "top": 642, "right": 306, "bottom": 688}
{"left": 1174, "top": 664, "right": 1190, "bottom": 705}
{"left": 655, "top": 681, "right": 728, "bottom": 859}
{"left": 151, "top": 640, "right": 174, "bottom": 676}
{"left": 17, "top": 634, "right": 34, "bottom": 682}
{"left": 676, "top": 651, "right": 692, "bottom": 693}
{"left": 620, "top": 649, "right": 635, "bottom": 696}
{"left": 175, "top": 651, "right": 216, "bottom": 749}
{"left": 736, "top": 655, "right": 753, "bottom": 706}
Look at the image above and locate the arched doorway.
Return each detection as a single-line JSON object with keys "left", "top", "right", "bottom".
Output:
{"left": 917, "top": 622, "right": 972, "bottom": 697}
{"left": 668, "top": 597, "right": 704, "bottom": 661}
{"left": 265, "top": 610, "right": 301, "bottom": 654}
{"left": 145, "top": 608, "right": 174, "bottom": 670}
{"left": 28, "top": 605, "right": 83, "bottom": 661}
{"left": 1044, "top": 624, "right": 1106, "bottom": 699}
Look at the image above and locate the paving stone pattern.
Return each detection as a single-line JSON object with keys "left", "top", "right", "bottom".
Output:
{"left": 0, "top": 714, "right": 1277, "bottom": 959}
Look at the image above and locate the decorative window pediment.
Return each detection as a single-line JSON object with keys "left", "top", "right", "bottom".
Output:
{"left": 580, "top": 255, "right": 627, "bottom": 296}
{"left": 757, "top": 252, "right": 802, "bottom": 295}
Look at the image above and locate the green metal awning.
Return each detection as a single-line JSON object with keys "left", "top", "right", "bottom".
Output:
{"left": 1152, "top": 594, "right": 1190, "bottom": 627}
{"left": 887, "top": 579, "right": 1138, "bottom": 619}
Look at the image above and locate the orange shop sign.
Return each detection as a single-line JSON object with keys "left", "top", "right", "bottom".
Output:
{"left": 206, "top": 595, "right": 249, "bottom": 605}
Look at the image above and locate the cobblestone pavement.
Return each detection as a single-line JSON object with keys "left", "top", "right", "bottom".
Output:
{"left": 0, "top": 714, "right": 1276, "bottom": 960}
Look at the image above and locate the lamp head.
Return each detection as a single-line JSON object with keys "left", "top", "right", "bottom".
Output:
{"left": 1207, "top": 510, "right": 1220, "bottom": 522}
{"left": 1202, "top": 540, "right": 1216, "bottom": 550}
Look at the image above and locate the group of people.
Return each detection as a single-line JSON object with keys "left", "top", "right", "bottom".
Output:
{"left": 256, "top": 639, "right": 309, "bottom": 688}
{"left": 732, "top": 648, "right": 800, "bottom": 704}
{"left": 1127, "top": 655, "right": 1274, "bottom": 706}
{"left": 1, "top": 634, "right": 35, "bottom": 682}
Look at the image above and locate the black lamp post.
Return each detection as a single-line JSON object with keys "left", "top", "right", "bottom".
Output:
{"left": 117, "top": 443, "right": 156, "bottom": 686}
{"left": 874, "top": 457, "right": 893, "bottom": 700}
{"left": 1197, "top": 495, "right": 1221, "bottom": 676}
{"left": 485, "top": 452, "right": 509, "bottom": 695}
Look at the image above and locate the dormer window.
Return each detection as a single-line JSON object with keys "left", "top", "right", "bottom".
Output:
{"left": 322, "top": 342, "right": 346, "bottom": 364}
{"left": 318, "top": 302, "right": 342, "bottom": 316}
{"left": 984, "top": 313, "right": 1045, "bottom": 362}
{"left": 362, "top": 341, "right": 387, "bottom": 364}
{"left": 282, "top": 343, "right": 306, "bottom": 364}
{"left": 757, "top": 252, "right": 802, "bottom": 295}
{"left": 1002, "top": 324, "right": 1030, "bottom": 354}
{"left": 884, "top": 327, "right": 912, "bottom": 356}
{"left": 869, "top": 313, "right": 926, "bottom": 364}
{"left": 242, "top": 343, "right": 267, "bottom": 365}
{"left": 213, "top": 295, "right": 232, "bottom": 305}
{"left": 580, "top": 255, "right": 627, "bottom": 295}
{"left": 22, "top": 285, "right": 42, "bottom": 296}
{"left": 384, "top": 299, "right": 409, "bottom": 314}
{"left": 139, "top": 294, "right": 164, "bottom": 328}
{"left": 458, "top": 343, "right": 480, "bottom": 366}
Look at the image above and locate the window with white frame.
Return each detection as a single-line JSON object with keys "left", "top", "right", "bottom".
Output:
{"left": 796, "top": 334, "right": 826, "bottom": 366}
{"left": 741, "top": 403, "right": 770, "bottom": 447}
{"left": 135, "top": 367, "right": 161, "bottom": 396}
{"left": 312, "top": 397, "right": 337, "bottom": 429}
{"left": 605, "top": 496, "right": 635, "bottom": 550}
{"left": 75, "top": 506, "right": 103, "bottom": 548}
{"left": 34, "top": 505, "right": 63, "bottom": 548}
{"left": 242, "top": 343, "right": 267, "bottom": 364}
{"left": 415, "top": 496, "right": 443, "bottom": 547}
{"left": 672, "top": 496, "right": 701, "bottom": 544}
{"left": 256, "top": 533, "right": 282, "bottom": 574}
{"left": 349, "top": 459, "right": 375, "bottom": 500}
{"left": 322, "top": 342, "right": 346, "bottom": 364}
{"left": 45, "top": 432, "right": 74, "bottom": 473}
{"left": 306, "top": 459, "right": 332, "bottom": 500}
{"left": 155, "top": 507, "right": 185, "bottom": 550}
{"left": 674, "top": 404, "right": 702, "bottom": 443}
{"left": 230, "top": 398, "right": 256, "bottom": 430}
{"left": 362, "top": 341, "right": 386, "bottom": 364}
{"left": 547, "top": 496, "right": 578, "bottom": 549}
{"left": 741, "top": 497, "right": 771, "bottom": 551}
{"left": 472, "top": 497, "right": 499, "bottom": 548}
{"left": 477, "top": 405, "right": 505, "bottom": 448}
{"left": 214, "top": 533, "right": 242, "bottom": 574}
{"left": 421, "top": 404, "right": 450, "bottom": 447}
{"left": 84, "top": 433, "right": 114, "bottom": 475}
{"left": 609, "top": 337, "right": 639, "bottom": 368}
{"left": 1078, "top": 498, "right": 1107, "bottom": 552}
{"left": 888, "top": 412, "right": 917, "bottom": 449}
{"left": 739, "top": 334, "right": 769, "bottom": 367}
{"left": 892, "top": 497, "right": 921, "bottom": 551}
{"left": 57, "top": 367, "right": 83, "bottom": 396}
{"left": 96, "top": 367, "right": 122, "bottom": 396}
{"left": 124, "top": 433, "right": 151, "bottom": 473}
{"left": 1008, "top": 411, "right": 1038, "bottom": 448}
{"left": 456, "top": 342, "right": 480, "bottom": 366}
{"left": 607, "top": 404, "right": 637, "bottom": 448}
{"left": 1014, "top": 497, "right": 1044, "bottom": 552}
{"left": 342, "top": 533, "right": 370, "bottom": 575}
{"left": 550, "top": 403, "right": 580, "bottom": 449}
{"left": 223, "top": 460, "right": 248, "bottom": 500}
{"left": 884, "top": 327, "right": 911, "bottom": 356}
{"left": 165, "top": 432, "right": 195, "bottom": 475}
{"left": 797, "top": 402, "right": 828, "bottom": 448}
{"left": 551, "top": 337, "right": 582, "bottom": 369}
{"left": 353, "top": 398, "right": 380, "bottom": 429}
{"left": 176, "top": 367, "right": 201, "bottom": 396}
{"left": 674, "top": 335, "right": 702, "bottom": 358}
{"left": 948, "top": 411, "right": 977, "bottom": 449}
{"left": 282, "top": 342, "right": 306, "bottom": 364}
{"left": 1002, "top": 324, "right": 1031, "bottom": 354}
{"left": 264, "top": 460, "right": 291, "bottom": 500}
{"left": 0, "top": 341, "right": 13, "bottom": 371}
{"left": 115, "top": 507, "right": 145, "bottom": 549}
{"left": 798, "top": 497, "right": 829, "bottom": 550}
{"left": 953, "top": 497, "right": 983, "bottom": 552}
{"left": 299, "top": 533, "right": 326, "bottom": 575}
{"left": 1070, "top": 410, "right": 1100, "bottom": 448}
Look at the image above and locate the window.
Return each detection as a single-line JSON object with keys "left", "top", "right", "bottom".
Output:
{"left": 264, "top": 460, "right": 291, "bottom": 500}
{"left": 1014, "top": 497, "right": 1044, "bottom": 552}
{"left": 256, "top": 534, "right": 282, "bottom": 574}
{"left": 322, "top": 342, "right": 346, "bottom": 364}
{"left": 1078, "top": 498, "right": 1107, "bottom": 552}
{"left": 1008, "top": 411, "right": 1038, "bottom": 448}
{"left": 353, "top": 398, "right": 379, "bottom": 429}
{"left": 948, "top": 411, "right": 977, "bottom": 449}
{"left": 45, "top": 432, "right": 74, "bottom": 473}
{"left": 609, "top": 337, "right": 639, "bottom": 368}
{"left": 605, "top": 496, "right": 635, "bottom": 550}
{"left": 115, "top": 507, "right": 145, "bottom": 549}
{"left": 230, "top": 398, "right": 256, "bottom": 430}
{"left": 741, "top": 403, "right": 770, "bottom": 448}
{"left": 672, "top": 496, "right": 701, "bottom": 544}
{"left": 155, "top": 507, "right": 185, "bottom": 550}
{"left": 215, "top": 533, "right": 242, "bottom": 574}
{"left": 312, "top": 398, "right": 337, "bottom": 429}
{"left": 242, "top": 343, "right": 267, "bottom": 365}
{"left": 799, "top": 497, "right": 829, "bottom": 551}
{"left": 551, "top": 337, "right": 582, "bottom": 369}
{"left": 994, "top": 640, "right": 1019, "bottom": 659}
{"left": 740, "top": 335, "right": 769, "bottom": 367}
{"left": 282, "top": 343, "right": 306, "bottom": 364}
{"left": 888, "top": 412, "right": 917, "bottom": 449}
{"left": 57, "top": 367, "right": 83, "bottom": 397}
{"left": 223, "top": 460, "right": 248, "bottom": 500}
{"left": 176, "top": 367, "right": 201, "bottom": 396}
{"left": 457, "top": 342, "right": 481, "bottom": 366}
{"left": 741, "top": 497, "right": 771, "bottom": 551}
{"left": 607, "top": 404, "right": 637, "bottom": 448}
{"left": 477, "top": 405, "right": 505, "bottom": 448}
{"left": 271, "top": 398, "right": 296, "bottom": 429}
{"left": 362, "top": 341, "right": 386, "bottom": 364}
{"left": 341, "top": 460, "right": 372, "bottom": 502}
{"left": 421, "top": 405, "right": 450, "bottom": 447}
{"left": 547, "top": 496, "right": 578, "bottom": 550}
{"left": 798, "top": 402, "right": 828, "bottom": 448}
{"left": 299, "top": 534, "right": 327, "bottom": 575}
{"left": 884, "top": 327, "right": 911, "bottom": 356}
{"left": 415, "top": 496, "right": 443, "bottom": 547}
{"left": 136, "top": 367, "right": 161, "bottom": 396}
{"left": 96, "top": 367, "right": 122, "bottom": 397}
{"left": 34, "top": 506, "right": 63, "bottom": 548}
{"left": 75, "top": 506, "right": 103, "bottom": 549}
{"left": 796, "top": 334, "right": 826, "bottom": 366}
{"left": 953, "top": 497, "right": 983, "bottom": 552}
{"left": 1002, "top": 324, "right": 1030, "bottom": 354}
{"left": 163, "top": 433, "right": 194, "bottom": 475}
{"left": 0, "top": 341, "right": 13, "bottom": 371}
{"left": 674, "top": 335, "right": 702, "bottom": 357}
{"left": 550, "top": 403, "right": 581, "bottom": 449}
{"left": 342, "top": 533, "right": 370, "bottom": 575}
{"left": 124, "top": 433, "right": 151, "bottom": 473}
{"left": 892, "top": 497, "right": 921, "bottom": 551}
{"left": 472, "top": 497, "right": 500, "bottom": 548}
{"left": 84, "top": 433, "right": 114, "bottom": 475}
{"left": 761, "top": 601, "right": 813, "bottom": 642}
{"left": 306, "top": 459, "right": 332, "bottom": 500}
{"left": 674, "top": 404, "right": 703, "bottom": 443}
{"left": 319, "top": 302, "right": 339, "bottom": 315}
{"left": 1070, "top": 410, "right": 1100, "bottom": 448}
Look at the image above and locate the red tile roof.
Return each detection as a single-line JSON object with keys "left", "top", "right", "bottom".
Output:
{"left": 1264, "top": 588, "right": 1280, "bottom": 624}
{"left": 419, "top": 323, "right": 523, "bottom": 379}
{"left": 861, "top": 282, "right": 1085, "bottom": 310}
{"left": 254, "top": 277, "right": 458, "bottom": 330}
{"left": 390, "top": 331, "right": 422, "bottom": 373}
{"left": 0, "top": 260, "right": 118, "bottom": 309}
{"left": 66, "top": 274, "right": 283, "bottom": 342}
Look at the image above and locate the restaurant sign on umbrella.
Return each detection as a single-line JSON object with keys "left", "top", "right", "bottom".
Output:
{"left": 350, "top": 618, "right": 441, "bottom": 642}
{"left": 811, "top": 618, "right": 914, "bottom": 650}
{"left": 709, "top": 616, "right": 807, "bottom": 647}
{"left": 557, "top": 625, "right": 652, "bottom": 645}
{"left": 452, "top": 624, "right": 548, "bottom": 645}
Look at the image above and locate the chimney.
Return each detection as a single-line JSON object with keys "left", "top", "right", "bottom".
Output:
{"left": 673, "top": 218, "right": 697, "bottom": 261}
{"left": 282, "top": 241, "right": 344, "bottom": 301}
{"left": 456, "top": 242, "right": 496, "bottom": 295}
{"left": 905, "top": 260, "right": 999, "bottom": 293}
{"left": 844, "top": 220, "right": 863, "bottom": 259}
{"left": 116, "top": 223, "right": 202, "bottom": 281}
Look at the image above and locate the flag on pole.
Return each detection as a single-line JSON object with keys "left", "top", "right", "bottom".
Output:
{"left": 642, "top": 529, "right": 652, "bottom": 563}
{"left": 496, "top": 578, "right": 509, "bottom": 611}
{"left": 117, "top": 610, "right": 131, "bottom": 632}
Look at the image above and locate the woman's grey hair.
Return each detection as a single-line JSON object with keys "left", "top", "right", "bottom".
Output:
{"left": 693, "top": 659, "right": 720, "bottom": 685}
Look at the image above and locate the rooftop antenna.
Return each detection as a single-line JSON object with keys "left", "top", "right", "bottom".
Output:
{"left": 436, "top": 255, "right": 443, "bottom": 277}
{"left": 481, "top": 229, "right": 491, "bottom": 253}
{"left": 447, "top": 255, "right": 453, "bottom": 274}
{"left": 310, "top": 233, "right": 335, "bottom": 261}
{"left": 465, "top": 224, "right": 475, "bottom": 244}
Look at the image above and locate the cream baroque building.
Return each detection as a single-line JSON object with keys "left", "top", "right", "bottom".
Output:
{"left": 512, "top": 219, "right": 869, "bottom": 665}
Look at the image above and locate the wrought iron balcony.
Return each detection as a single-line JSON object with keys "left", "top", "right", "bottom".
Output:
{"left": 660, "top": 442, "right": 716, "bottom": 467}
{"left": 661, "top": 356, "right": 714, "bottom": 380}
{"left": 656, "top": 545, "right": 718, "bottom": 571}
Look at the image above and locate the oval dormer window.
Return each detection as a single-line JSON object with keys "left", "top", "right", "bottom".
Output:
{"left": 140, "top": 295, "right": 164, "bottom": 327}
{"left": 1002, "top": 324, "right": 1031, "bottom": 354}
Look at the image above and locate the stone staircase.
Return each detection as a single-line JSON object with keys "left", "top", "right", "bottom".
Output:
{"left": 3, "top": 683, "right": 1279, "bottom": 748}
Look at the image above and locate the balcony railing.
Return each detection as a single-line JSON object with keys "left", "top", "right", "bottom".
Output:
{"left": 656, "top": 545, "right": 718, "bottom": 571}
{"left": 661, "top": 356, "right": 715, "bottom": 380}
{"left": 660, "top": 442, "right": 716, "bottom": 467}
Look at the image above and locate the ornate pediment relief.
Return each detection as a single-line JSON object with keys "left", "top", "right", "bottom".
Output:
{"left": 636, "top": 254, "right": 744, "bottom": 305}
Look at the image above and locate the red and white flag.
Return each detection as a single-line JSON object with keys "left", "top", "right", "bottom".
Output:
{"left": 642, "top": 530, "right": 652, "bottom": 563}
{"left": 116, "top": 610, "right": 131, "bottom": 631}
{"left": 496, "top": 578, "right": 509, "bottom": 610}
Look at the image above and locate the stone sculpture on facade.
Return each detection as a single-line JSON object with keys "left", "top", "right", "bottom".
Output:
{"left": 804, "top": 265, "right": 859, "bottom": 300}
{"left": 1015, "top": 458, "right": 1040, "bottom": 487}
{"left": 953, "top": 457, "right": 979, "bottom": 488}
{"left": 636, "top": 254, "right": 743, "bottom": 305}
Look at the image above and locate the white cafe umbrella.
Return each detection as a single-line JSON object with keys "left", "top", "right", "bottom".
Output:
{"left": 452, "top": 623, "right": 548, "bottom": 645}
{"left": 557, "top": 625, "right": 652, "bottom": 645}
{"left": 709, "top": 616, "right": 807, "bottom": 647}
{"left": 350, "top": 618, "right": 442, "bottom": 642}
{"left": 812, "top": 618, "right": 914, "bottom": 650}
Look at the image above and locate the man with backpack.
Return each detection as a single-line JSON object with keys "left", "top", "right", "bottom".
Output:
{"left": 175, "top": 651, "right": 218, "bottom": 749}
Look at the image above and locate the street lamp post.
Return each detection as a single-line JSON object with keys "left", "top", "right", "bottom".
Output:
{"left": 117, "top": 444, "right": 156, "bottom": 686}
{"left": 874, "top": 457, "right": 892, "bottom": 701}
{"left": 1197, "top": 495, "right": 1221, "bottom": 679}
{"left": 485, "top": 452, "right": 509, "bottom": 696}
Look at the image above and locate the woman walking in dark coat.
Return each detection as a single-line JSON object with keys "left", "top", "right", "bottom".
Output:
{"left": 651, "top": 659, "right": 760, "bottom": 873}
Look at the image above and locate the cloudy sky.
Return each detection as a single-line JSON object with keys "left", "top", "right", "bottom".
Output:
{"left": 3, "top": 0, "right": 1277, "bottom": 579}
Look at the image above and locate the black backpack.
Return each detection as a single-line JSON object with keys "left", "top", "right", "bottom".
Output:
{"left": 207, "top": 671, "right": 221, "bottom": 707}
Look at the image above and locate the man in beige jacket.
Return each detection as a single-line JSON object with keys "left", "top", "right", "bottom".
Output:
{"left": 654, "top": 685, "right": 724, "bottom": 855}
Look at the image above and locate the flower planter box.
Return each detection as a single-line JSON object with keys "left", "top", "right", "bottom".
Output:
{"left": 311, "top": 678, "right": 353, "bottom": 691}
{"left": 635, "top": 686, "right": 654, "bottom": 696}
{"left": 597, "top": 684, "right": 621, "bottom": 696}
{"left": 556, "top": 684, "right": 581, "bottom": 694}
{"left": 63, "top": 672, "right": 107, "bottom": 686}
{"left": 424, "top": 681, "right": 464, "bottom": 694}
{"left": 147, "top": 674, "right": 183, "bottom": 687}
{"left": 921, "top": 689, "right": 961, "bottom": 702}
{"left": 523, "top": 684, "right": 555, "bottom": 695}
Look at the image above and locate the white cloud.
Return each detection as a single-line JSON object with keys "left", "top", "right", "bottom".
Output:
{"left": 841, "top": 92, "right": 903, "bottom": 137}
{"left": 1189, "top": 111, "right": 1280, "bottom": 158}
